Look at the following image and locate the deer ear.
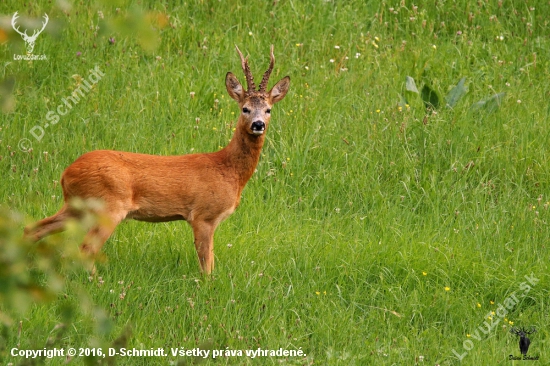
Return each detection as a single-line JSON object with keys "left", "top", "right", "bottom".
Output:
{"left": 226, "top": 72, "right": 244, "bottom": 102}
{"left": 269, "top": 76, "right": 290, "bottom": 104}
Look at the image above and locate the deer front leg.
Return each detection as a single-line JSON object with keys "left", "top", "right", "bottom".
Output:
{"left": 191, "top": 220, "right": 216, "bottom": 275}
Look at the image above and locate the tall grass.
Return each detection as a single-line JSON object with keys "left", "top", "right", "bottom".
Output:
{"left": 1, "top": 0, "right": 549, "bottom": 364}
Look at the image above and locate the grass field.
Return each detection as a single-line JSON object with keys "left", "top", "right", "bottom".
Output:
{"left": 1, "top": 0, "right": 549, "bottom": 364}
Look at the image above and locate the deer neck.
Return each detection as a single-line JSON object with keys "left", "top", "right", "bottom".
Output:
{"left": 219, "top": 121, "right": 265, "bottom": 187}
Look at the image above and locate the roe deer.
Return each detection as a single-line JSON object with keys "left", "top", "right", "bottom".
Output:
{"left": 24, "top": 45, "right": 290, "bottom": 274}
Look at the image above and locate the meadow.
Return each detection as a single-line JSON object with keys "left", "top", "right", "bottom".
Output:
{"left": 1, "top": 0, "right": 549, "bottom": 364}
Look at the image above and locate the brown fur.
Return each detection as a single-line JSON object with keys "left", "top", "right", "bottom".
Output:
{"left": 24, "top": 47, "right": 290, "bottom": 274}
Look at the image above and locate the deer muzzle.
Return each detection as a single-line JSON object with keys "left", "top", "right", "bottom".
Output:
{"left": 250, "top": 121, "right": 265, "bottom": 135}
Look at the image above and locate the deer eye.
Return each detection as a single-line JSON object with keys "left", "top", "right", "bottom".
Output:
{"left": 242, "top": 107, "right": 250, "bottom": 114}
{"left": 266, "top": 109, "right": 271, "bottom": 114}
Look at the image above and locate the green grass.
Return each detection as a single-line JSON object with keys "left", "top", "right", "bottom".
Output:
{"left": 1, "top": 0, "right": 550, "bottom": 364}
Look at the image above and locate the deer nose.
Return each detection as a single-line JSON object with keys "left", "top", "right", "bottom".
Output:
{"left": 251, "top": 121, "right": 265, "bottom": 135}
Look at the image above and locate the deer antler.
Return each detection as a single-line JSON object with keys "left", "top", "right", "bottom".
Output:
{"left": 11, "top": 12, "right": 48, "bottom": 41}
{"left": 235, "top": 45, "right": 256, "bottom": 92}
{"left": 11, "top": 12, "right": 28, "bottom": 37}
{"left": 259, "top": 45, "right": 275, "bottom": 93}
{"left": 511, "top": 326, "right": 537, "bottom": 335}
{"left": 31, "top": 14, "right": 49, "bottom": 38}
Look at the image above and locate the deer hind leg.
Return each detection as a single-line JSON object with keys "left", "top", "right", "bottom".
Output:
{"left": 80, "top": 222, "right": 116, "bottom": 256}
{"left": 79, "top": 209, "right": 125, "bottom": 257}
{"left": 78, "top": 223, "right": 116, "bottom": 275}
{"left": 191, "top": 220, "right": 217, "bottom": 275}
{"left": 24, "top": 204, "right": 75, "bottom": 242}
{"left": 79, "top": 209, "right": 125, "bottom": 275}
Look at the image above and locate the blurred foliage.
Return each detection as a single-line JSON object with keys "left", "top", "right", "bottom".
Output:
{"left": 0, "top": 76, "right": 15, "bottom": 113}
{"left": 0, "top": 202, "right": 128, "bottom": 365}
{"left": 97, "top": 5, "right": 165, "bottom": 53}
{"left": 0, "top": 1, "right": 163, "bottom": 114}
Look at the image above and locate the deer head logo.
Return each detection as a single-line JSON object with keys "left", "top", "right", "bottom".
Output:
{"left": 11, "top": 12, "right": 49, "bottom": 54}
{"left": 510, "top": 327, "right": 536, "bottom": 356}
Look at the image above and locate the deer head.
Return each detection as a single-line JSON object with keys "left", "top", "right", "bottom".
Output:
{"left": 225, "top": 45, "right": 290, "bottom": 137}
{"left": 11, "top": 12, "right": 49, "bottom": 54}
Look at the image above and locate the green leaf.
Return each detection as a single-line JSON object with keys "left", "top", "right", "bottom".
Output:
{"left": 405, "top": 76, "right": 419, "bottom": 94}
{"left": 470, "top": 100, "right": 486, "bottom": 111}
{"left": 421, "top": 84, "right": 440, "bottom": 109}
{"left": 446, "top": 77, "right": 467, "bottom": 108}
{"left": 484, "top": 92, "right": 506, "bottom": 112}
{"left": 470, "top": 92, "right": 506, "bottom": 113}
